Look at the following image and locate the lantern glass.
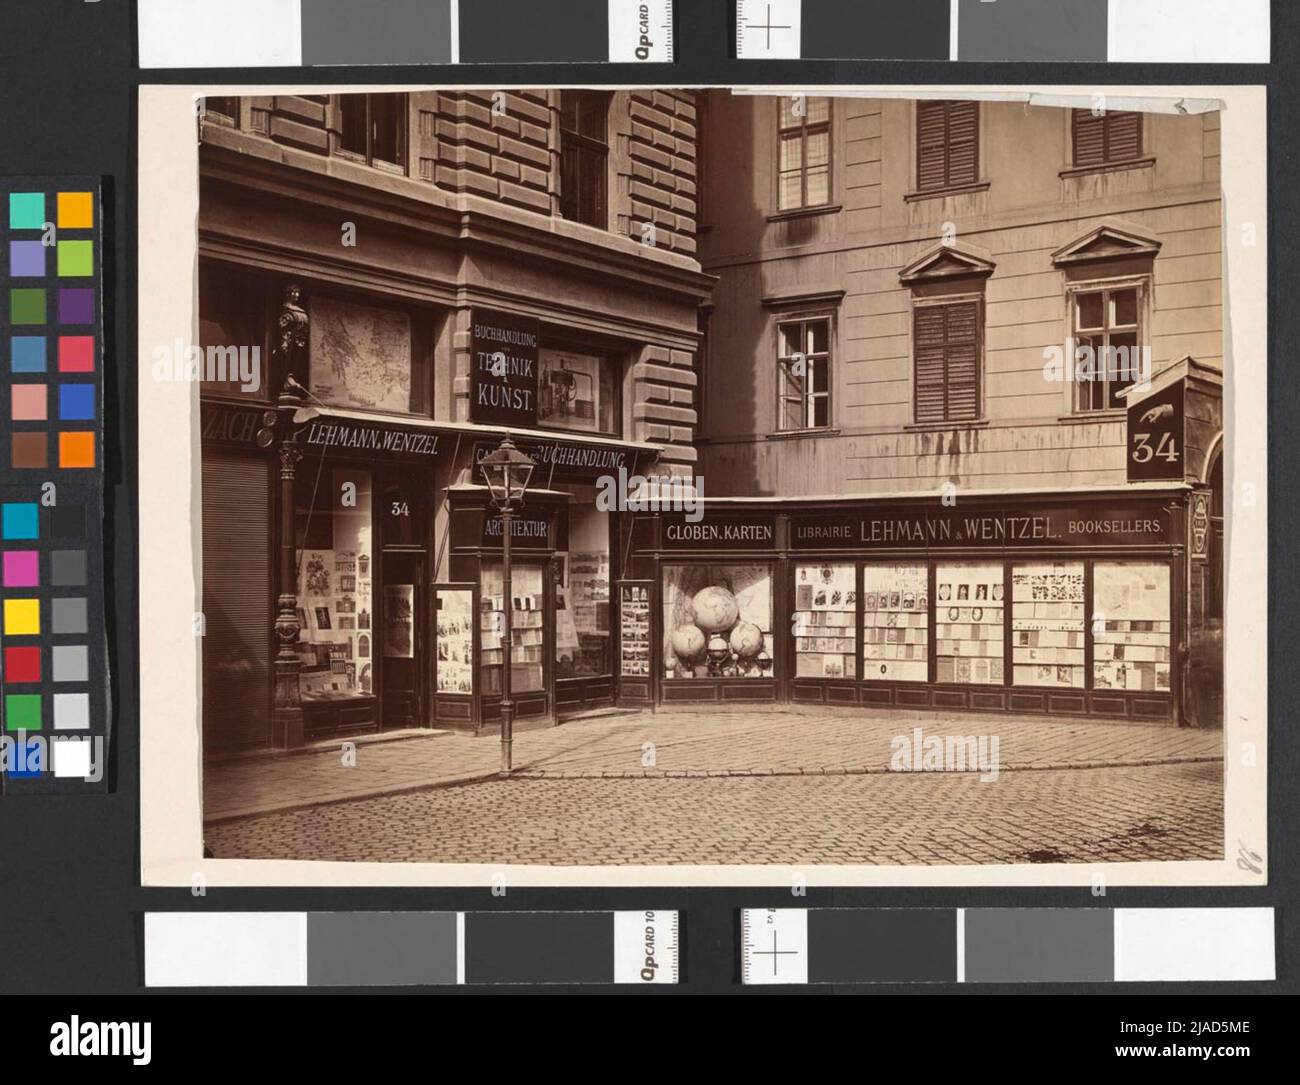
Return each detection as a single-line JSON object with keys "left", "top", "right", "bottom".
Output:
{"left": 478, "top": 437, "right": 534, "bottom": 508}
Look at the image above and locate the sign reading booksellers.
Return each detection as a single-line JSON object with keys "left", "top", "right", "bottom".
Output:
{"left": 790, "top": 504, "right": 1172, "bottom": 550}
{"left": 469, "top": 308, "right": 540, "bottom": 427}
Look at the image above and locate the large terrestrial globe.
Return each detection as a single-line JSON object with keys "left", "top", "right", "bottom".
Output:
{"left": 669, "top": 623, "right": 706, "bottom": 662}
{"left": 729, "top": 621, "right": 764, "bottom": 659}
{"left": 691, "top": 586, "right": 740, "bottom": 633}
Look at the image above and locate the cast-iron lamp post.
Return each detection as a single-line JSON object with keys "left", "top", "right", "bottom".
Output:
{"left": 478, "top": 436, "right": 535, "bottom": 776}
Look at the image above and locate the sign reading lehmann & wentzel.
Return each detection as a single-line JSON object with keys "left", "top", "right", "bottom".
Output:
{"left": 469, "top": 307, "right": 540, "bottom": 427}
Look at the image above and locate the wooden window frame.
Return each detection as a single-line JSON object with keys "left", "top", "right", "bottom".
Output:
{"left": 1070, "top": 108, "right": 1144, "bottom": 170}
{"left": 775, "top": 315, "right": 834, "bottom": 433}
{"left": 776, "top": 96, "right": 833, "bottom": 213}
{"left": 334, "top": 93, "right": 409, "bottom": 174}
{"left": 915, "top": 100, "right": 981, "bottom": 194}
{"left": 1063, "top": 276, "right": 1150, "bottom": 415}
{"left": 558, "top": 91, "right": 611, "bottom": 229}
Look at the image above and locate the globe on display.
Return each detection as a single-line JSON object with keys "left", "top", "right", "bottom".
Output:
{"left": 729, "top": 620, "right": 764, "bottom": 659}
{"left": 691, "top": 586, "right": 740, "bottom": 633}
{"left": 669, "top": 623, "right": 706, "bottom": 662}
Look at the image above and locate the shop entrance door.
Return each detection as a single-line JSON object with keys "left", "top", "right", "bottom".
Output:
{"left": 381, "top": 550, "right": 425, "bottom": 728}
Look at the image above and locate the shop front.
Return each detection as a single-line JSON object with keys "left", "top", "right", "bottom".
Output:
{"left": 625, "top": 490, "right": 1195, "bottom": 722}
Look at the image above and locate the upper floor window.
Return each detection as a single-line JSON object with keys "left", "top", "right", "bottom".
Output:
{"left": 337, "top": 94, "right": 407, "bottom": 171}
{"left": 777, "top": 96, "right": 830, "bottom": 211}
{"left": 1071, "top": 108, "right": 1142, "bottom": 168}
{"left": 307, "top": 292, "right": 432, "bottom": 416}
{"left": 559, "top": 91, "right": 610, "bottom": 228}
{"left": 1072, "top": 285, "right": 1143, "bottom": 412}
{"left": 202, "top": 97, "right": 240, "bottom": 126}
{"left": 913, "top": 300, "right": 981, "bottom": 424}
{"left": 538, "top": 345, "right": 618, "bottom": 435}
{"left": 777, "top": 318, "right": 831, "bottom": 431}
{"left": 916, "top": 100, "right": 979, "bottom": 192}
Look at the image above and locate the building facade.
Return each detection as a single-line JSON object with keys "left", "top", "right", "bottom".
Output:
{"left": 196, "top": 91, "right": 712, "bottom": 751}
{"left": 635, "top": 93, "right": 1223, "bottom": 726}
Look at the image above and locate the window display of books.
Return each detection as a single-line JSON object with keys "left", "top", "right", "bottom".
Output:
{"left": 862, "top": 563, "right": 928, "bottom": 683}
{"left": 1011, "top": 562, "right": 1085, "bottom": 688}
{"left": 619, "top": 583, "right": 652, "bottom": 677}
{"left": 480, "top": 564, "right": 546, "bottom": 695}
{"left": 1092, "top": 562, "right": 1172, "bottom": 693}
{"left": 435, "top": 588, "right": 475, "bottom": 694}
{"left": 935, "top": 563, "right": 1003, "bottom": 685}
{"left": 792, "top": 563, "right": 856, "bottom": 679}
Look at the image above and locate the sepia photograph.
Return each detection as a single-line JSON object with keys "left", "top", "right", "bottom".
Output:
{"left": 138, "top": 83, "right": 1265, "bottom": 885}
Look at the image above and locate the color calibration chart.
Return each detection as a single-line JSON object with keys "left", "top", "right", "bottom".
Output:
{"left": 0, "top": 178, "right": 107, "bottom": 794}
{"left": 736, "top": 0, "right": 1271, "bottom": 62}
{"left": 138, "top": 0, "right": 675, "bottom": 67}
{"left": 145, "top": 911, "right": 679, "bottom": 987}
{"left": 741, "top": 908, "right": 1276, "bottom": 984}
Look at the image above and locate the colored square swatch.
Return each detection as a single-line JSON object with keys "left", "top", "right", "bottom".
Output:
{"left": 52, "top": 645, "right": 88, "bottom": 682}
{"left": 6, "top": 738, "right": 44, "bottom": 776}
{"left": 53, "top": 738, "right": 92, "bottom": 778}
{"left": 58, "top": 335, "right": 94, "bottom": 372}
{"left": 9, "top": 240, "right": 46, "bottom": 277}
{"left": 2, "top": 503, "right": 39, "bottom": 540}
{"left": 4, "top": 598, "right": 41, "bottom": 635}
{"left": 306, "top": 912, "right": 458, "bottom": 986}
{"left": 53, "top": 692, "right": 90, "bottom": 730}
{"left": 12, "top": 432, "right": 47, "bottom": 469}
{"left": 301, "top": 0, "right": 455, "bottom": 64}
{"left": 58, "top": 288, "right": 94, "bottom": 324}
{"left": 5, "top": 693, "right": 42, "bottom": 731}
{"left": 964, "top": 909, "right": 1114, "bottom": 983}
{"left": 11, "top": 384, "right": 47, "bottom": 421}
{"left": 49, "top": 504, "right": 84, "bottom": 539}
{"left": 5, "top": 646, "right": 42, "bottom": 683}
{"left": 58, "top": 432, "right": 95, "bottom": 468}
{"left": 11, "top": 336, "right": 47, "bottom": 373}
{"left": 51, "top": 597, "right": 87, "bottom": 634}
{"left": 57, "top": 240, "right": 94, "bottom": 278}
{"left": 957, "top": 0, "right": 1108, "bottom": 62}
{"left": 10, "top": 288, "right": 46, "bottom": 324}
{"left": 57, "top": 191, "right": 94, "bottom": 229}
{"left": 3, "top": 551, "right": 40, "bottom": 587}
{"left": 58, "top": 384, "right": 94, "bottom": 421}
{"left": 50, "top": 550, "right": 86, "bottom": 586}
{"left": 9, "top": 192, "right": 45, "bottom": 230}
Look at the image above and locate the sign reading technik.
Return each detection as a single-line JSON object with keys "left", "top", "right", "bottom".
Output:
{"left": 469, "top": 308, "right": 540, "bottom": 427}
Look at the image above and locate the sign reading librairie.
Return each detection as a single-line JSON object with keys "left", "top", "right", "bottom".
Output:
{"left": 469, "top": 308, "right": 540, "bottom": 427}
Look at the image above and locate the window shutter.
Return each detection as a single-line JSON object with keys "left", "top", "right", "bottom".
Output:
{"left": 1072, "top": 109, "right": 1107, "bottom": 167}
{"left": 1105, "top": 111, "right": 1142, "bottom": 162}
{"left": 913, "top": 306, "right": 950, "bottom": 422}
{"left": 946, "top": 101, "right": 979, "bottom": 186}
{"left": 914, "top": 302, "right": 981, "bottom": 423}
{"left": 916, "top": 101, "right": 949, "bottom": 191}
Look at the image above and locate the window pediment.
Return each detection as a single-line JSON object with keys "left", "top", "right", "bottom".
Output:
{"left": 1052, "top": 222, "right": 1162, "bottom": 267}
{"left": 899, "top": 242, "right": 996, "bottom": 286}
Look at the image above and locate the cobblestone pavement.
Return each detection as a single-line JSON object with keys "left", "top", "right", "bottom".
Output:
{"left": 204, "top": 760, "right": 1223, "bottom": 865}
{"left": 205, "top": 707, "right": 1222, "bottom": 822}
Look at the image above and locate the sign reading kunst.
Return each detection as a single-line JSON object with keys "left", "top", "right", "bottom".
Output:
{"left": 790, "top": 505, "right": 1172, "bottom": 550}
{"left": 469, "top": 307, "right": 540, "bottom": 427}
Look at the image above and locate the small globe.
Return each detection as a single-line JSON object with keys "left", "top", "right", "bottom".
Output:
{"left": 669, "top": 623, "right": 706, "bottom": 662}
{"left": 692, "top": 586, "right": 740, "bottom": 633}
{"left": 729, "top": 621, "right": 764, "bottom": 659}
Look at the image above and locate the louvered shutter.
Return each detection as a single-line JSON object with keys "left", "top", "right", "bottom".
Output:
{"left": 946, "top": 101, "right": 979, "bottom": 186}
{"left": 201, "top": 452, "right": 272, "bottom": 750}
{"left": 914, "top": 306, "right": 950, "bottom": 422}
{"left": 914, "top": 302, "right": 981, "bottom": 423}
{"left": 916, "top": 101, "right": 949, "bottom": 191}
{"left": 1105, "top": 111, "right": 1142, "bottom": 161}
{"left": 944, "top": 301, "right": 981, "bottom": 421}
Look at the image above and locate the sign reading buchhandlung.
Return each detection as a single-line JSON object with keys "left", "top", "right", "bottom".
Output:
{"left": 469, "top": 307, "right": 540, "bottom": 427}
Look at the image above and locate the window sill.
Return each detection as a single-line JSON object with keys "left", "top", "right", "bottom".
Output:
{"left": 767, "top": 427, "right": 840, "bottom": 441}
{"left": 904, "top": 181, "right": 990, "bottom": 203}
{"left": 1057, "top": 411, "right": 1126, "bottom": 424}
{"left": 903, "top": 419, "right": 990, "bottom": 433}
{"left": 1059, "top": 157, "right": 1156, "bottom": 180}
{"left": 767, "top": 204, "right": 842, "bottom": 224}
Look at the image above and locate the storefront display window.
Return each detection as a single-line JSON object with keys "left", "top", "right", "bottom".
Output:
{"left": 1093, "top": 562, "right": 1172, "bottom": 693}
{"left": 556, "top": 491, "right": 611, "bottom": 678}
{"left": 538, "top": 347, "right": 617, "bottom": 434}
{"left": 862, "top": 563, "right": 928, "bottom": 682}
{"left": 935, "top": 562, "right": 1004, "bottom": 685}
{"left": 434, "top": 587, "right": 475, "bottom": 694}
{"left": 793, "top": 563, "right": 856, "bottom": 678}
{"left": 619, "top": 583, "right": 652, "bottom": 677}
{"left": 294, "top": 468, "right": 374, "bottom": 701}
{"left": 1011, "top": 562, "right": 1085, "bottom": 688}
{"left": 481, "top": 563, "right": 546, "bottom": 694}
{"left": 308, "top": 294, "right": 430, "bottom": 415}
{"left": 662, "top": 564, "right": 773, "bottom": 679}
